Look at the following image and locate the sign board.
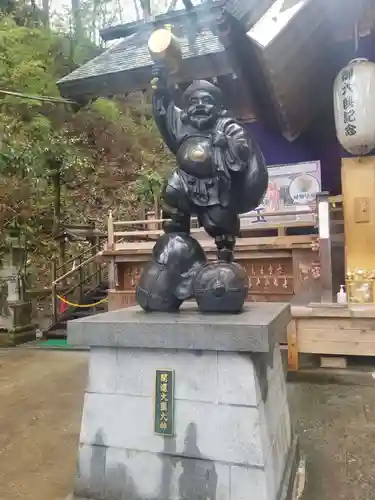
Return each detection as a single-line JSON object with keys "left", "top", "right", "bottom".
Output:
{"left": 242, "top": 160, "right": 321, "bottom": 226}
{"left": 154, "top": 369, "right": 175, "bottom": 436}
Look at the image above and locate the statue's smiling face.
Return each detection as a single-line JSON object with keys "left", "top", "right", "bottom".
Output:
{"left": 185, "top": 90, "right": 218, "bottom": 129}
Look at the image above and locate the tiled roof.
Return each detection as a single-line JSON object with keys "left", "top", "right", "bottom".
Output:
{"left": 56, "top": 0, "right": 271, "bottom": 98}
{"left": 58, "top": 28, "right": 224, "bottom": 85}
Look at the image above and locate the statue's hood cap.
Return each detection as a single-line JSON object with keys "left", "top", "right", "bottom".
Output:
{"left": 182, "top": 80, "right": 223, "bottom": 106}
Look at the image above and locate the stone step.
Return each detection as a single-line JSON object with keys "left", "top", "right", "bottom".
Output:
{"left": 64, "top": 495, "right": 90, "bottom": 500}
{"left": 70, "top": 310, "right": 97, "bottom": 319}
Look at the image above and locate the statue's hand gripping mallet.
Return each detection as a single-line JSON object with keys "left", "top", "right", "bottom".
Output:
{"left": 148, "top": 26, "right": 182, "bottom": 87}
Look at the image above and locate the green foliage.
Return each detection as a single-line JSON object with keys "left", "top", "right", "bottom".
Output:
{"left": 0, "top": 10, "right": 173, "bottom": 292}
{"left": 0, "top": 0, "right": 45, "bottom": 27}
{"left": 134, "top": 168, "right": 164, "bottom": 204}
{"left": 0, "top": 18, "right": 57, "bottom": 97}
{"left": 89, "top": 98, "right": 122, "bottom": 123}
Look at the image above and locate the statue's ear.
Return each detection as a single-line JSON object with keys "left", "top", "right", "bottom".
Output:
{"left": 181, "top": 111, "right": 189, "bottom": 124}
{"left": 220, "top": 108, "right": 229, "bottom": 117}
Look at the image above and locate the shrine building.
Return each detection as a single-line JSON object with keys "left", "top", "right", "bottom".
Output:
{"left": 57, "top": 0, "right": 375, "bottom": 368}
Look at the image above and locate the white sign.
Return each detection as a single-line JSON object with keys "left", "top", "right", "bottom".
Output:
{"left": 242, "top": 160, "right": 321, "bottom": 225}
{"left": 289, "top": 174, "right": 320, "bottom": 205}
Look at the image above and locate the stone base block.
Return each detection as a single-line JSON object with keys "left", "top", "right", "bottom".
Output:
{"left": 0, "top": 325, "right": 36, "bottom": 347}
{"left": 0, "top": 299, "right": 33, "bottom": 330}
{"left": 0, "top": 299, "right": 35, "bottom": 347}
{"left": 67, "top": 303, "right": 296, "bottom": 500}
{"left": 73, "top": 345, "right": 295, "bottom": 500}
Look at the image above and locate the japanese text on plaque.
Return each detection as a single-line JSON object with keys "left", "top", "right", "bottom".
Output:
{"left": 154, "top": 369, "right": 174, "bottom": 436}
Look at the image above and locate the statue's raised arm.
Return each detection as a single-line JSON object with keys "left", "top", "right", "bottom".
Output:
{"left": 151, "top": 65, "right": 182, "bottom": 155}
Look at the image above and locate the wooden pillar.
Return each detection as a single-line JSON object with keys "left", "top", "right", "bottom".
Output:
{"left": 107, "top": 211, "right": 116, "bottom": 290}
{"left": 317, "top": 192, "right": 333, "bottom": 303}
{"left": 107, "top": 211, "right": 114, "bottom": 251}
{"left": 287, "top": 320, "right": 299, "bottom": 372}
{"left": 342, "top": 156, "right": 375, "bottom": 273}
{"left": 146, "top": 211, "right": 157, "bottom": 230}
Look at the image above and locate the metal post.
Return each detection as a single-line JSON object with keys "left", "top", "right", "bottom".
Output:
{"left": 51, "top": 259, "right": 57, "bottom": 323}
{"left": 98, "top": 259, "right": 102, "bottom": 287}
{"left": 52, "top": 282, "right": 57, "bottom": 323}
{"left": 93, "top": 235, "right": 99, "bottom": 287}
{"left": 79, "top": 255, "right": 83, "bottom": 302}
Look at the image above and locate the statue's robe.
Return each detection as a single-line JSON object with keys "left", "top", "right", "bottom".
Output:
{"left": 165, "top": 104, "right": 269, "bottom": 215}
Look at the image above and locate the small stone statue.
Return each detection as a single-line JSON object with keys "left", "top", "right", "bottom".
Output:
{"left": 136, "top": 65, "right": 268, "bottom": 313}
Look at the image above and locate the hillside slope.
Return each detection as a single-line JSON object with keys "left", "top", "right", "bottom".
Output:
{"left": 0, "top": 15, "right": 172, "bottom": 292}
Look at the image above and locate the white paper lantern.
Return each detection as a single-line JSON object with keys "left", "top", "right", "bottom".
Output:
{"left": 334, "top": 58, "right": 375, "bottom": 156}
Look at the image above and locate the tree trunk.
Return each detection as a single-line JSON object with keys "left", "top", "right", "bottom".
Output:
{"left": 139, "top": 0, "right": 151, "bottom": 21}
{"left": 71, "top": 0, "right": 83, "bottom": 41}
{"left": 52, "top": 161, "right": 61, "bottom": 240}
{"left": 153, "top": 193, "right": 160, "bottom": 220}
{"left": 168, "top": 0, "right": 178, "bottom": 11}
{"left": 117, "top": 0, "right": 124, "bottom": 23}
{"left": 42, "top": 0, "right": 50, "bottom": 28}
{"left": 133, "top": 0, "right": 141, "bottom": 19}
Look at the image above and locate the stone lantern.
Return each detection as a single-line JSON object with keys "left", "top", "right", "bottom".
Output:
{"left": 0, "top": 225, "right": 35, "bottom": 346}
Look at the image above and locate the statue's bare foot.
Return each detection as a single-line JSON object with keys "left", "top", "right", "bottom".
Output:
{"left": 215, "top": 234, "right": 236, "bottom": 262}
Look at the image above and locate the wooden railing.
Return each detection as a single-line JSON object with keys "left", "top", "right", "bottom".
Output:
{"left": 105, "top": 196, "right": 344, "bottom": 305}
{"left": 51, "top": 243, "right": 108, "bottom": 323}
{"left": 106, "top": 207, "right": 319, "bottom": 250}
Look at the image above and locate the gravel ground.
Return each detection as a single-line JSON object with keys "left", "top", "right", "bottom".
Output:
{"left": 290, "top": 382, "right": 375, "bottom": 500}
{"left": 0, "top": 349, "right": 87, "bottom": 500}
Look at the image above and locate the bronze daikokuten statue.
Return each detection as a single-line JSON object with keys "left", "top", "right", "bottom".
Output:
{"left": 136, "top": 34, "right": 268, "bottom": 313}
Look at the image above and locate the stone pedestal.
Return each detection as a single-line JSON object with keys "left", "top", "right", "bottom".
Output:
{"left": 0, "top": 277, "right": 35, "bottom": 346}
{"left": 0, "top": 235, "right": 35, "bottom": 346}
{"left": 0, "top": 299, "right": 36, "bottom": 347}
{"left": 67, "top": 303, "right": 299, "bottom": 500}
